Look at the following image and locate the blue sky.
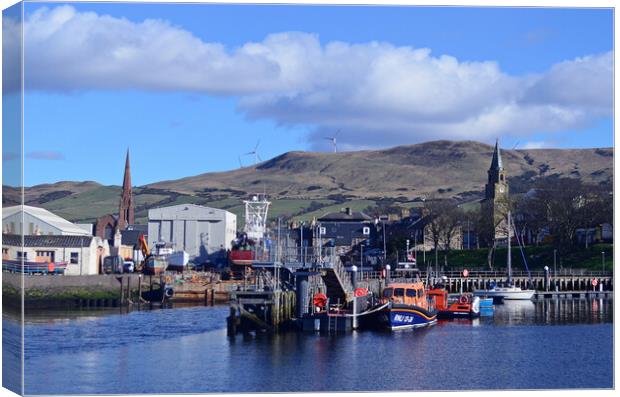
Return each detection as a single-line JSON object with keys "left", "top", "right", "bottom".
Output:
{"left": 9, "top": 3, "right": 614, "bottom": 186}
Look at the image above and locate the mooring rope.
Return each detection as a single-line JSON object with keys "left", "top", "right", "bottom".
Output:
{"left": 330, "top": 301, "right": 389, "bottom": 318}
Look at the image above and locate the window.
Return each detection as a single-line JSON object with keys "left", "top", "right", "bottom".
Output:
{"left": 17, "top": 251, "right": 27, "bottom": 259}
{"left": 382, "top": 288, "right": 393, "bottom": 298}
{"left": 36, "top": 251, "right": 55, "bottom": 262}
{"left": 394, "top": 288, "right": 405, "bottom": 297}
{"left": 2, "top": 248, "right": 8, "bottom": 257}
{"left": 70, "top": 252, "right": 79, "bottom": 264}
{"left": 104, "top": 225, "right": 114, "bottom": 240}
{"left": 417, "top": 289, "right": 423, "bottom": 298}
{"left": 406, "top": 289, "right": 416, "bottom": 297}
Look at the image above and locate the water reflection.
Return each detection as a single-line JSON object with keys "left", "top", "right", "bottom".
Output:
{"left": 462, "top": 297, "right": 615, "bottom": 326}
{"left": 5, "top": 298, "right": 613, "bottom": 394}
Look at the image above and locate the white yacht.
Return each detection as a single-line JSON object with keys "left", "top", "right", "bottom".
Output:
{"left": 474, "top": 211, "right": 535, "bottom": 301}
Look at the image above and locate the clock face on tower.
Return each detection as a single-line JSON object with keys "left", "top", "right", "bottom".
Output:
{"left": 499, "top": 186, "right": 504, "bottom": 193}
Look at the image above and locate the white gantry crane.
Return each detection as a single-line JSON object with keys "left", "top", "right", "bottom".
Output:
{"left": 244, "top": 194, "right": 271, "bottom": 241}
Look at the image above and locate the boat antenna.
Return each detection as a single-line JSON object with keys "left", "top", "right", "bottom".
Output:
{"left": 507, "top": 211, "right": 512, "bottom": 286}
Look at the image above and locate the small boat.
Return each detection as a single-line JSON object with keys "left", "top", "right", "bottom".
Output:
{"left": 151, "top": 242, "right": 188, "bottom": 272}
{"left": 166, "top": 251, "right": 190, "bottom": 272}
{"left": 2, "top": 259, "right": 67, "bottom": 274}
{"left": 428, "top": 288, "right": 481, "bottom": 319}
{"left": 370, "top": 280, "right": 438, "bottom": 330}
{"left": 473, "top": 283, "right": 535, "bottom": 301}
{"left": 473, "top": 210, "right": 535, "bottom": 301}
{"left": 143, "top": 256, "right": 168, "bottom": 275}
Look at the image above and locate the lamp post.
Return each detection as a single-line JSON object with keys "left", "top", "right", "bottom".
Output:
{"left": 553, "top": 249, "right": 557, "bottom": 275}
{"left": 467, "top": 219, "right": 471, "bottom": 250}
{"left": 602, "top": 251, "right": 605, "bottom": 274}
{"left": 382, "top": 217, "right": 387, "bottom": 263}
{"left": 300, "top": 222, "right": 304, "bottom": 267}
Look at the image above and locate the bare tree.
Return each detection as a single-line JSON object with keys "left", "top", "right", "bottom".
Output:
{"left": 424, "top": 198, "right": 460, "bottom": 267}
{"left": 518, "top": 178, "right": 611, "bottom": 253}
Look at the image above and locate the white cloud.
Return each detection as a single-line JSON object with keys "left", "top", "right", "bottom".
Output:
{"left": 20, "top": 6, "right": 613, "bottom": 150}
{"left": 521, "top": 141, "right": 547, "bottom": 149}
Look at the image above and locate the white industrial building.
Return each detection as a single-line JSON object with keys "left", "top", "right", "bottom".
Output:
{"left": 2, "top": 205, "right": 92, "bottom": 236}
{"left": 147, "top": 204, "right": 237, "bottom": 264}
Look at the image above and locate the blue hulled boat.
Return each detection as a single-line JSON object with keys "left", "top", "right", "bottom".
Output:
{"left": 368, "top": 281, "right": 438, "bottom": 330}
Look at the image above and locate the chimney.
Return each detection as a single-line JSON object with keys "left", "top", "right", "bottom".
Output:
{"left": 346, "top": 207, "right": 352, "bottom": 216}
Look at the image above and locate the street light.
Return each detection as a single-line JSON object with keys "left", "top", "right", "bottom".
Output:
{"left": 553, "top": 249, "right": 557, "bottom": 275}
{"left": 602, "top": 251, "right": 605, "bottom": 274}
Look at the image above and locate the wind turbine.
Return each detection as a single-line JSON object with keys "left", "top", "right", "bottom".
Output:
{"left": 238, "top": 155, "right": 244, "bottom": 169}
{"left": 324, "top": 129, "right": 341, "bottom": 153}
{"left": 245, "top": 139, "right": 262, "bottom": 165}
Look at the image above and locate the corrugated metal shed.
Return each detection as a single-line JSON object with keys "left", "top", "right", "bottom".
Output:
{"left": 2, "top": 205, "right": 91, "bottom": 236}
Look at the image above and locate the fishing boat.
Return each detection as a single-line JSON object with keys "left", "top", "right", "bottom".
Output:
{"left": 166, "top": 251, "right": 190, "bottom": 272}
{"left": 369, "top": 279, "right": 438, "bottom": 330}
{"left": 474, "top": 211, "right": 535, "bottom": 301}
{"left": 228, "top": 232, "right": 256, "bottom": 279}
{"left": 2, "top": 259, "right": 67, "bottom": 275}
{"left": 150, "top": 242, "right": 188, "bottom": 272}
{"left": 143, "top": 256, "right": 168, "bottom": 275}
{"left": 427, "top": 288, "right": 481, "bottom": 319}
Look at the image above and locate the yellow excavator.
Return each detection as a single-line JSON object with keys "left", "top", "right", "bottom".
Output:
{"left": 136, "top": 234, "right": 150, "bottom": 272}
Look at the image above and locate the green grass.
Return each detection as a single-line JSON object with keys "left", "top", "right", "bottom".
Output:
{"left": 42, "top": 186, "right": 121, "bottom": 222}
{"left": 134, "top": 193, "right": 170, "bottom": 206}
{"left": 439, "top": 244, "right": 613, "bottom": 271}
{"left": 292, "top": 199, "right": 377, "bottom": 222}
{"left": 202, "top": 197, "right": 244, "bottom": 209}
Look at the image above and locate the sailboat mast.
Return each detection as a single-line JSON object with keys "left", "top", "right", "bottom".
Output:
{"left": 507, "top": 210, "right": 512, "bottom": 285}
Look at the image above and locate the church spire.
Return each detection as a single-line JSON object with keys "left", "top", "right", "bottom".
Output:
{"left": 122, "top": 149, "right": 132, "bottom": 191}
{"left": 118, "top": 149, "right": 134, "bottom": 230}
{"left": 489, "top": 138, "right": 503, "bottom": 171}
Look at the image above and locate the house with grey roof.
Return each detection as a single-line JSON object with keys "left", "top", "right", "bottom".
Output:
{"left": 2, "top": 234, "right": 109, "bottom": 275}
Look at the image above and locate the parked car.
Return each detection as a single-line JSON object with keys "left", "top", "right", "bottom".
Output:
{"left": 123, "top": 260, "right": 135, "bottom": 273}
{"left": 103, "top": 255, "right": 124, "bottom": 274}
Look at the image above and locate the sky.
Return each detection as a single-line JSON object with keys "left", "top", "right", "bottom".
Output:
{"left": 2, "top": 3, "right": 614, "bottom": 186}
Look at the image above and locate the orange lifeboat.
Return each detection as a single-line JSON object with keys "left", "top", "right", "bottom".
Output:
{"left": 428, "top": 288, "right": 480, "bottom": 319}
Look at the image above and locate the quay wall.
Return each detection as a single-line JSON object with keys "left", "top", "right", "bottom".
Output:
{"left": 2, "top": 272, "right": 240, "bottom": 309}
{"left": 2, "top": 273, "right": 142, "bottom": 308}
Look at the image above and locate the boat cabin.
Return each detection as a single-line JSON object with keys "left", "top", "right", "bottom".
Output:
{"left": 382, "top": 282, "right": 428, "bottom": 307}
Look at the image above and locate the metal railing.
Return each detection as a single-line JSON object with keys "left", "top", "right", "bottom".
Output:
{"left": 261, "top": 246, "right": 340, "bottom": 267}
{"left": 348, "top": 268, "right": 613, "bottom": 282}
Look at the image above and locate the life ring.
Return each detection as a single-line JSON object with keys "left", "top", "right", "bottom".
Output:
{"left": 47, "top": 262, "right": 55, "bottom": 273}
{"left": 354, "top": 288, "right": 368, "bottom": 297}
{"left": 164, "top": 287, "right": 174, "bottom": 298}
{"left": 459, "top": 295, "right": 469, "bottom": 304}
{"left": 313, "top": 293, "right": 328, "bottom": 308}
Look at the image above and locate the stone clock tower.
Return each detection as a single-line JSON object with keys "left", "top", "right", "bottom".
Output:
{"left": 484, "top": 139, "right": 509, "bottom": 241}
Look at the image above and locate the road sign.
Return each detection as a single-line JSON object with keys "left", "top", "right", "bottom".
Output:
{"left": 463, "top": 269, "right": 469, "bottom": 277}
{"left": 592, "top": 278, "right": 598, "bottom": 287}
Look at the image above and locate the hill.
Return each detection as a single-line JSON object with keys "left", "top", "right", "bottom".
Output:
{"left": 3, "top": 140, "right": 613, "bottom": 223}
{"left": 148, "top": 140, "right": 612, "bottom": 199}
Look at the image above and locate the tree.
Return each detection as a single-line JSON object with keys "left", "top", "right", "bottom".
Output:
{"left": 423, "top": 198, "right": 461, "bottom": 268}
{"left": 517, "top": 178, "right": 612, "bottom": 253}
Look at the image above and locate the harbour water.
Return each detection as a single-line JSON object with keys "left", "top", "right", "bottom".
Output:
{"left": 4, "top": 297, "right": 613, "bottom": 394}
